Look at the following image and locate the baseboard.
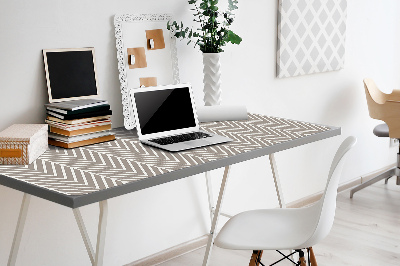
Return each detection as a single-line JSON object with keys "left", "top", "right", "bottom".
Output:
{"left": 126, "top": 235, "right": 208, "bottom": 266}
{"left": 286, "top": 176, "right": 361, "bottom": 208}
{"left": 361, "top": 163, "right": 396, "bottom": 183}
{"left": 127, "top": 163, "right": 396, "bottom": 265}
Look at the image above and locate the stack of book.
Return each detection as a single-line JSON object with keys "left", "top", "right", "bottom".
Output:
{"left": 45, "top": 99, "right": 115, "bottom": 148}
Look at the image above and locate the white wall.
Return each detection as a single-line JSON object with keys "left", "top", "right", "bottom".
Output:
{"left": 1, "top": 0, "right": 400, "bottom": 265}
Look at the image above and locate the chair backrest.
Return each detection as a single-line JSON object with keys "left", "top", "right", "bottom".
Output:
{"left": 364, "top": 78, "right": 388, "bottom": 120}
{"left": 302, "top": 136, "right": 356, "bottom": 248}
{"left": 363, "top": 78, "right": 400, "bottom": 138}
{"left": 364, "top": 78, "right": 381, "bottom": 120}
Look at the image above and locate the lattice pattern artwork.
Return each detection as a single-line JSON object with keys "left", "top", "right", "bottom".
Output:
{"left": 277, "top": 0, "right": 347, "bottom": 78}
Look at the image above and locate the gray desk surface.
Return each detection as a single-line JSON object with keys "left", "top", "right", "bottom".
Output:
{"left": 0, "top": 114, "right": 340, "bottom": 208}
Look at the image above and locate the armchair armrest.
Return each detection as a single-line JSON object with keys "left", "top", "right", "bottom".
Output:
{"left": 387, "top": 88, "right": 400, "bottom": 102}
{"left": 364, "top": 78, "right": 400, "bottom": 104}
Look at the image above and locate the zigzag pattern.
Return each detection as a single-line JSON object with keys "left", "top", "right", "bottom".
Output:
{"left": 202, "top": 54, "right": 222, "bottom": 106}
{"left": 0, "top": 114, "right": 330, "bottom": 196}
{"left": 1, "top": 162, "right": 124, "bottom": 195}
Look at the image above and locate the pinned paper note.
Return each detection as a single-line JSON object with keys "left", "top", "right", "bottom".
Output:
{"left": 146, "top": 29, "right": 165, "bottom": 50}
{"left": 127, "top": 47, "right": 147, "bottom": 69}
{"left": 140, "top": 77, "right": 157, "bottom": 87}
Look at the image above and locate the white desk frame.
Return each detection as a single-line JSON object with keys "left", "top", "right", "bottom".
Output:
{"left": 2, "top": 117, "right": 339, "bottom": 265}
{"left": 8, "top": 197, "right": 109, "bottom": 266}
{"left": 6, "top": 154, "right": 290, "bottom": 266}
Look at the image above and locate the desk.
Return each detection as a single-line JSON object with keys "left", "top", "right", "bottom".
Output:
{"left": 0, "top": 113, "right": 340, "bottom": 266}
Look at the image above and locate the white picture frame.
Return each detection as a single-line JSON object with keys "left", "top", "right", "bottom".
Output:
{"left": 114, "top": 13, "right": 180, "bottom": 130}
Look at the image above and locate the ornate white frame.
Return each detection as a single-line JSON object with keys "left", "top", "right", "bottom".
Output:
{"left": 114, "top": 13, "right": 180, "bottom": 130}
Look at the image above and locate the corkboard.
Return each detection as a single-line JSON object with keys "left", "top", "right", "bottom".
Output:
{"left": 140, "top": 77, "right": 157, "bottom": 87}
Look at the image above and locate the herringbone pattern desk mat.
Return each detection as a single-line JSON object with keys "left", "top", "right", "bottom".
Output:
{"left": 0, "top": 114, "right": 329, "bottom": 196}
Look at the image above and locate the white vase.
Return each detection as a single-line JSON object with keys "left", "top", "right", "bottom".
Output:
{"left": 202, "top": 53, "right": 222, "bottom": 106}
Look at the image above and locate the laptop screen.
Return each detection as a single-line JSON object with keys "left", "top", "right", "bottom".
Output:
{"left": 134, "top": 86, "right": 196, "bottom": 135}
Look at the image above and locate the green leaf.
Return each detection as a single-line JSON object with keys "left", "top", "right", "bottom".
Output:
{"left": 166, "top": 0, "right": 241, "bottom": 52}
{"left": 210, "top": 0, "right": 219, "bottom": 6}
{"left": 200, "top": 2, "right": 208, "bottom": 10}
{"left": 226, "top": 30, "right": 242, "bottom": 44}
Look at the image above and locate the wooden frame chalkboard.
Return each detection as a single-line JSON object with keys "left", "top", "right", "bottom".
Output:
{"left": 43, "top": 47, "right": 100, "bottom": 103}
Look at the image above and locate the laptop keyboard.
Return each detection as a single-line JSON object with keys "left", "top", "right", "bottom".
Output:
{"left": 149, "top": 132, "right": 211, "bottom": 146}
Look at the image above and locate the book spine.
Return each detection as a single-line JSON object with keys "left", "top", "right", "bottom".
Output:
{"left": 46, "top": 105, "right": 110, "bottom": 115}
{"left": 46, "top": 115, "right": 111, "bottom": 125}
{"left": 49, "top": 124, "right": 112, "bottom": 137}
{"left": 48, "top": 135, "right": 115, "bottom": 149}
{"left": 46, "top": 107, "right": 68, "bottom": 114}
{"left": 47, "top": 110, "right": 112, "bottom": 120}
{"left": 47, "top": 111, "right": 64, "bottom": 119}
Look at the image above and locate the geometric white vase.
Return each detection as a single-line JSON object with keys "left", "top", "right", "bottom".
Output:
{"left": 202, "top": 53, "right": 222, "bottom": 106}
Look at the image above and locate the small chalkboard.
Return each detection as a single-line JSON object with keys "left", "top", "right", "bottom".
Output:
{"left": 43, "top": 48, "right": 99, "bottom": 103}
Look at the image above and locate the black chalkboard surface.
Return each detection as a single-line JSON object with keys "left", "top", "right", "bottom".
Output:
{"left": 43, "top": 48, "right": 99, "bottom": 102}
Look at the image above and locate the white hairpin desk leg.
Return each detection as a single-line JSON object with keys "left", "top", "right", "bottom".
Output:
{"left": 73, "top": 208, "right": 95, "bottom": 265}
{"left": 202, "top": 166, "right": 231, "bottom": 266}
{"left": 95, "top": 200, "right": 108, "bottom": 266}
{"left": 74, "top": 200, "right": 108, "bottom": 266}
{"left": 8, "top": 193, "right": 31, "bottom": 266}
{"left": 269, "top": 154, "right": 286, "bottom": 208}
{"left": 205, "top": 171, "right": 214, "bottom": 222}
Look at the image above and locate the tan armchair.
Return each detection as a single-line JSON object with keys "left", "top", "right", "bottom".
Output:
{"left": 364, "top": 78, "right": 400, "bottom": 138}
{"left": 350, "top": 78, "right": 400, "bottom": 197}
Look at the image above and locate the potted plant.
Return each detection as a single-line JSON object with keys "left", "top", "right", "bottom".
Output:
{"left": 167, "top": 0, "right": 242, "bottom": 106}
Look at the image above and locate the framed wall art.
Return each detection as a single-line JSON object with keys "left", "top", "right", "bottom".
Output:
{"left": 114, "top": 13, "right": 180, "bottom": 129}
{"left": 276, "top": 0, "right": 347, "bottom": 78}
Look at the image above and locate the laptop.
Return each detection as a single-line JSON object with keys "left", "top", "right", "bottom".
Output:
{"left": 130, "top": 84, "right": 232, "bottom": 152}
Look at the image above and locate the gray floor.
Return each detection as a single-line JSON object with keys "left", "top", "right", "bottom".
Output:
{"left": 160, "top": 178, "right": 400, "bottom": 266}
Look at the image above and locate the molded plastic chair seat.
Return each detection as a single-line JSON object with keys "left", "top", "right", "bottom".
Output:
{"left": 215, "top": 203, "right": 320, "bottom": 250}
{"left": 373, "top": 123, "right": 389, "bottom": 138}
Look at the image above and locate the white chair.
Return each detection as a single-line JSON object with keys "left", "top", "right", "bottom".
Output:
{"left": 214, "top": 136, "right": 356, "bottom": 266}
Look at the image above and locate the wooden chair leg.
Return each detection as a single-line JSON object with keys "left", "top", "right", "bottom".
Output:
{"left": 298, "top": 250, "right": 307, "bottom": 266}
{"left": 249, "top": 250, "right": 263, "bottom": 266}
{"left": 308, "top": 247, "right": 318, "bottom": 266}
